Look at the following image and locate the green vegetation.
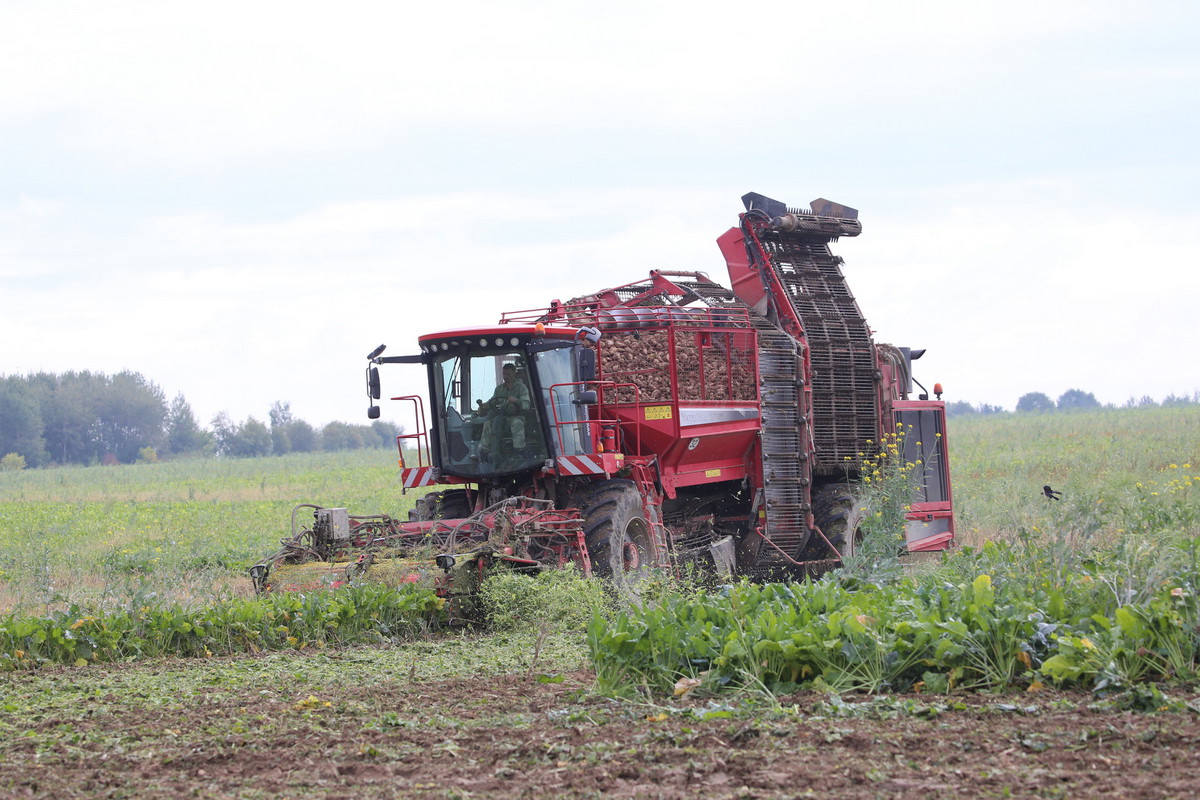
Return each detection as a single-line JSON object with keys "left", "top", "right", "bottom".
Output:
{"left": 0, "top": 449, "right": 410, "bottom": 614}
{"left": 949, "top": 404, "right": 1199, "bottom": 543}
{"left": 1, "top": 583, "right": 443, "bottom": 669}
{"left": 588, "top": 547, "right": 1198, "bottom": 696}
{"left": 480, "top": 565, "right": 610, "bottom": 634}
{"left": 0, "top": 371, "right": 400, "bottom": 467}
{"left": 590, "top": 406, "right": 1200, "bottom": 697}
{"left": 1, "top": 405, "right": 1198, "bottom": 708}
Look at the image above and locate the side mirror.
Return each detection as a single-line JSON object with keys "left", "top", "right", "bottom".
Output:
{"left": 577, "top": 348, "right": 596, "bottom": 383}
{"left": 574, "top": 390, "right": 598, "bottom": 405}
{"left": 368, "top": 366, "right": 381, "bottom": 400}
{"left": 367, "top": 405, "right": 381, "bottom": 420}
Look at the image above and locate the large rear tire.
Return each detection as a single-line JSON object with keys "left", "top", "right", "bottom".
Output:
{"left": 580, "top": 479, "right": 654, "bottom": 597}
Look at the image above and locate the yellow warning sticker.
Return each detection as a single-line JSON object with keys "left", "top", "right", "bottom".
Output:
{"left": 644, "top": 405, "right": 673, "bottom": 420}
{"left": 705, "top": 469, "right": 722, "bottom": 478}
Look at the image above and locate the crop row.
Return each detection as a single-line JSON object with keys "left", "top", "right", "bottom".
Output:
{"left": 589, "top": 537, "right": 1200, "bottom": 696}
{"left": 1, "top": 583, "right": 444, "bottom": 669}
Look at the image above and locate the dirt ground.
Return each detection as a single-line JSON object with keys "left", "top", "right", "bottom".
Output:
{"left": 3, "top": 666, "right": 1199, "bottom": 800}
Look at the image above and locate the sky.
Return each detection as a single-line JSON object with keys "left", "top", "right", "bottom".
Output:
{"left": 3, "top": 0, "right": 1198, "bottom": 431}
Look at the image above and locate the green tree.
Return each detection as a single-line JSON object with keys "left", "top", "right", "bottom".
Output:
{"left": 1, "top": 452, "right": 27, "bottom": 471}
{"left": 945, "top": 400, "right": 976, "bottom": 417}
{"left": 320, "top": 422, "right": 366, "bottom": 451}
{"left": 0, "top": 378, "right": 48, "bottom": 467}
{"left": 370, "top": 419, "right": 401, "bottom": 449}
{"left": 1016, "top": 392, "right": 1055, "bottom": 413}
{"left": 287, "top": 419, "right": 318, "bottom": 453}
{"left": 211, "top": 413, "right": 273, "bottom": 458}
{"left": 269, "top": 401, "right": 294, "bottom": 455}
{"left": 211, "top": 412, "right": 238, "bottom": 455}
{"left": 1057, "top": 388, "right": 1100, "bottom": 411}
{"left": 32, "top": 370, "right": 103, "bottom": 464}
{"left": 166, "top": 394, "right": 210, "bottom": 455}
{"left": 237, "top": 417, "right": 273, "bottom": 457}
{"left": 1162, "top": 392, "right": 1199, "bottom": 407}
{"left": 92, "top": 371, "right": 167, "bottom": 463}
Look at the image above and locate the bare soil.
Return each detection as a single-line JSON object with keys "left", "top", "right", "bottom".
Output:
{"left": 3, "top": 666, "right": 1199, "bottom": 799}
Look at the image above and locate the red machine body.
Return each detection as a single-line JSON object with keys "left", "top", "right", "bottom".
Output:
{"left": 255, "top": 193, "right": 954, "bottom": 595}
{"left": 385, "top": 193, "right": 953, "bottom": 578}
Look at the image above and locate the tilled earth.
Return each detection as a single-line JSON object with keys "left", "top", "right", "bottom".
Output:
{"left": 3, "top": 665, "right": 1199, "bottom": 799}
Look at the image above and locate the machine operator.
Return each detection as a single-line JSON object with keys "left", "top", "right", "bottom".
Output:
{"left": 475, "top": 362, "right": 531, "bottom": 451}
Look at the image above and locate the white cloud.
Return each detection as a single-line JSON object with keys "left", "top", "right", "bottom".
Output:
{"left": 5, "top": 178, "right": 1198, "bottom": 427}
{"left": 2, "top": 0, "right": 1198, "bottom": 431}
{"left": 1, "top": 1, "right": 1168, "bottom": 168}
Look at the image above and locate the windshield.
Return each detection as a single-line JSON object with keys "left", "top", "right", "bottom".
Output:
{"left": 533, "top": 346, "right": 591, "bottom": 457}
{"left": 431, "top": 348, "right": 550, "bottom": 477}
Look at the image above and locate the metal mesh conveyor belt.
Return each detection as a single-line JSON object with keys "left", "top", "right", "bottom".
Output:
{"left": 758, "top": 226, "right": 879, "bottom": 473}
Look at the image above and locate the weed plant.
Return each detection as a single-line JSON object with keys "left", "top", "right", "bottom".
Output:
{"left": 836, "top": 425, "right": 921, "bottom": 586}
{"left": 480, "top": 565, "right": 610, "bottom": 634}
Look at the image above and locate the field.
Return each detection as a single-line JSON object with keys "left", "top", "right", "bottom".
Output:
{"left": 2, "top": 407, "right": 1200, "bottom": 798}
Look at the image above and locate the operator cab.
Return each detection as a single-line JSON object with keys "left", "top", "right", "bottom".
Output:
{"left": 418, "top": 326, "right": 597, "bottom": 479}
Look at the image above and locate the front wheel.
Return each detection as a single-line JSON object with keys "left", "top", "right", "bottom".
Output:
{"left": 409, "top": 490, "right": 473, "bottom": 522}
{"left": 812, "top": 483, "right": 865, "bottom": 561}
{"left": 579, "top": 479, "right": 654, "bottom": 598}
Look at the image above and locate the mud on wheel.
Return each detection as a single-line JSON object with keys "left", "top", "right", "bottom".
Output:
{"left": 579, "top": 479, "right": 654, "bottom": 597}
{"left": 408, "top": 489, "right": 473, "bottom": 522}
{"left": 812, "top": 483, "right": 865, "bottom": 561}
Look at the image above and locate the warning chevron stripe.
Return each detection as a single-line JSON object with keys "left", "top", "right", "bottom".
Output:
{"left": 402, "top": 467, "right": 436, "bottom": 488}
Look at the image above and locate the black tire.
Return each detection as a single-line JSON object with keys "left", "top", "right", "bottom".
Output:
{"left": 409, "top": 490, "right": 473, "bottom": 522}
{"left": 579, "top": 479, "right": 653, "bottom": 593}
{"left": 408, "top": 492, "right": 439, "bottom": 522}
{"left": 813, "top": 483, "right": 865, "bottom": 560}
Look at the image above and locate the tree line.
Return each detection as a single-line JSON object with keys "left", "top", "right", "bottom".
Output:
{"left": 0, "top": 371, "right": 400, "bottom": 469}
{"left": 947, "top": 388, "right": 1200, "bottom": 417}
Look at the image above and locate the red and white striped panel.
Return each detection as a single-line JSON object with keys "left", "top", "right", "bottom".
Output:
{"left": 401, "top": 467, "right": 437, "bottom": 488}
{"left": 555, "top": 454, "right": 609, "bottom": 476}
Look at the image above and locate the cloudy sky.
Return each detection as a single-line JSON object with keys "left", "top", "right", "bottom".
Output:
{"left": 3, "top": 1, "right": 1197, "bottom": 430}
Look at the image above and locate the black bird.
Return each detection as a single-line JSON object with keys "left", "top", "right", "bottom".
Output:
{"left": 1043, "top": 485, "right": 1062, "bottom": 501}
